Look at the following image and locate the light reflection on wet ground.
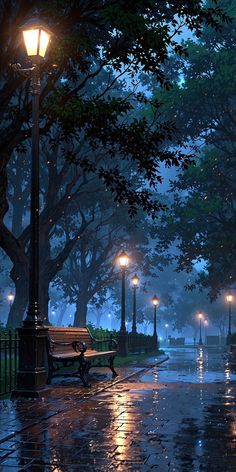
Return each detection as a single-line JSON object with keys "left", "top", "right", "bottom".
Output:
{"left": 139, "top": 347, "right": 236, "bottom": 384}
{"left": 0, "top": 348, "right": 236, "bottom": 471}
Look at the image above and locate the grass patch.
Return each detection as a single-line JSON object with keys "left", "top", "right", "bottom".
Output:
{"left": 114, "top": 350, "right": 165, "bottom": 367}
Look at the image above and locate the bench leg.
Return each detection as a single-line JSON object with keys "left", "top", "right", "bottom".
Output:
{"left": 78, "top": 356, "right": 91, "bottom": 387}
{"left": 109, "top": 356, "right": 118, "bottom": 378}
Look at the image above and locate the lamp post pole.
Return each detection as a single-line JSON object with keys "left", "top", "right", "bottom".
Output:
{"left": 118, "top": 251, "right": 129, "bottom": 356}
{"left": 198, "top": 313, "right": 203, "bottom": 346}
{"left": 131, "top": 275, "right": 139, "bottom": 335}
{"left": 11, "top": 19, "right": 51, "bottom": 398}
{"left": 226, "top": 293, "right": 233, "bottom": 346}
{"left": 165, "top": 323, "right": 169, "bottom": 343}
{"left": 152, "top": 295, "right": 159, "bottom": 351}
{"left": 204, "top": 319, "right": 208, "bottom": 345}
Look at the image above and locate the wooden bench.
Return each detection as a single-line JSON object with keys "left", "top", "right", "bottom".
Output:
{"left": 46, "top": 327, "right": 118, "bottom": 387}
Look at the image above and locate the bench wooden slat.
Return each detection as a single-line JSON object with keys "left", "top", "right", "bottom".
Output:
{"left": 47, "top": 326, "right": 118, "bottom": 387}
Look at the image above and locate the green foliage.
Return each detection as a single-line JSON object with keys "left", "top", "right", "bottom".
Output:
{"left": 152, "top": 0, "right": 236, "bottom": 298}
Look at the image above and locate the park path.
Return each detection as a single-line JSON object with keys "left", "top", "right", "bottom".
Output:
{"left": 0, "top": 348, "right": 236, "bottom": 471}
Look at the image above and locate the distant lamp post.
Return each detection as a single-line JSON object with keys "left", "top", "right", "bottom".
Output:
{"left": 152, "top": 295, "right": 160, "bottom": 350}
{"left": 204, "top": 319, "right": 208, "bottom": 345}
{"left": 11, "top": 18, "right": 52, "bottom": 398}
{"left": 226, "top": 293, "right": 233, "bottom": 346}
{"left": 118, "top": 251, "right": 129, "bottom": 356}
{"left": 7, "top": 293, "right": 14, "bottom": 307}
{"left": 131, "top": 274, "right": 139, "bottom": 334}
{"left": 198, "top": 313, "right": 203, "bottom": 346}
{"left": 165, "top": 323, "right": 169, "bottom": 342}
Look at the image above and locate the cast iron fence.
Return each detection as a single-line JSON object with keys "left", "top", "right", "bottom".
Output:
{"left": 0, "top": 330, "right": 19, "bottom": 397}
{"left": 127, "top": 332, "right": 158, "bottom": 354}
{"left": 0, "top": 328, "right": 158, "bottom": 396}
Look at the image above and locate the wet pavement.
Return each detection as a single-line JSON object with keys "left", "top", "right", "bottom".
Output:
{"left": 0, "top": 348, "right": 236, "bottom": 471}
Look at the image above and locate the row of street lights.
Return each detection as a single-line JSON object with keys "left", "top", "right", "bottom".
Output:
{"left": 117, "top": 251, "right": 160, "bottom": 356}
{"left": 197, "top": 292, "right": 234, "bottom": 347}
{"left": 197, "top": 313, "right": 208, "bottom": 346}
{"left": 7, "top": 16, "right": 236, "bottom": 397}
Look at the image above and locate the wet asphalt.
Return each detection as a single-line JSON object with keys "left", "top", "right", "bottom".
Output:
{"left": 0, "top": 347, "right": 235, "bottom": 471}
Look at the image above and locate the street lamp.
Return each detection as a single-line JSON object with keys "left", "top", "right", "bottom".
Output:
{"left": 152, "top": 295, "right": 159, "bottom": 350}
{"left": 118, "top": 251, "right": 129, "bottom": 356}
{"left": 204, "top": 319, "right": 208, "bottom": 345}
{"left": 165, "top": 323, "right": 169, "bottom": 343}
{"left": 11, "top": 19, "right": 52, "bottom": 398}
{"left": 226, "top": 293, "right": 233, "bottom": 346}
{"left": 7, "top": 293, "right": 14, "bottom": 307}
{"left": 198, "top": 313, "right": 203, "bottom": 346}
{"left": 131, "top": 274, "right": 139, "bottom": 334}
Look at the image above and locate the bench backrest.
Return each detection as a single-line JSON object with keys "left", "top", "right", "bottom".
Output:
{"left": 48, "top": 327, "right": 92, "bottom": 355}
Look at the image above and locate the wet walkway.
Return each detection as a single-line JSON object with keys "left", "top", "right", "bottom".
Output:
{"left": 0, "top": 348, "right": 236, "bottom": 471}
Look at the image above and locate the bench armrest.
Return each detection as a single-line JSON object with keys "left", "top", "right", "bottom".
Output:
{"left": 92, "top": 337, "right": 118, "bottom": 350}
{"left": 49, "top": 338, "right": 87, "bottom": 354}
{"left": 72, "top": 341, "right": 87, "bottom": 354}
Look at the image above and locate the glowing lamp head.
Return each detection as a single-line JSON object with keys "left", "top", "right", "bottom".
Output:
{"left": 7, "top": 293, "right": 14, "bottom": 302}
{"left": 226, "top": 293, "right": 233, "bottom": 303}
{"left": 20, "top": 18, "right": 51, "bottom": 60}
{"left": 118, "top": 251, "right": 129, "bottom": 269}
{"left": 204, "top": 319, "right": 208, "bottom": 326}
{"left": 152, "top": 295, "right": 159, "bottom": 307}
{"left": 131, "top": 274, "right": 139, "bottom": 287}
{"left": 165, "top": 323, "right": 169, "bottom": 328}
{"left": 198, "top": 312, "right": 203, "bottom": 320}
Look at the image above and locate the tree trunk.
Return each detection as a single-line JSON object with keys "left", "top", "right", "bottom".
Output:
{"left": 6, "top": 276, "right": 28, "bottom": 327}
{"left": 95, "top": 311, "right": 103, "bottom": 328}
{"left": 74, "top": 295, "right": 88, "bottom": 327}
{"left": 57, "top": 301, "right": 67, "bottom": 326}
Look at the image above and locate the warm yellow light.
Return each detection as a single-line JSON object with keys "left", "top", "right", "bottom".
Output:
{"left": 118, "top": 251, "right": 129, "bottom": 269}
{"left": 7, "top": 293, "right": 14, "bottom": 302}
{"left": 131, "top": 274, "right": 139, "bottom": 287}
{"left": 39, "top": 29, "right": 50, "bottom": 57}
{"left": 226, "top": 294, "right": 233, "bottom": 303}
{"left": 152, "top": 295, "right": 159, "bottom": 306}
{"left": 23, "top": 28, "right": 50, "bottom": 58}
{"left": 21, "top": 19, "right": 51, "bottom": 59}
{"left": 198, "top": 312, "right": 203, "bottom": 320}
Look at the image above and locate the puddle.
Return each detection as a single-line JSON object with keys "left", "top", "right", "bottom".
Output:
{"left": 138, "top": 348, "right": 236, "bottom": 384}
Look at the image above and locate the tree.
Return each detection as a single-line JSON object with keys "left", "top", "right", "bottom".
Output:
{"left": 0, "top": 1, "right": 229, "bottom": 325}
{"left": 151, "top": 0, "right": 236, "bottom": 297}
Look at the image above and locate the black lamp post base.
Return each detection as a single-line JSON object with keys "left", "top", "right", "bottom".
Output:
{"left": 11, "top": 325, "right": 48, "bottom": 398}
{"left": 153, "top": 333, "right": 158, "bottom": 351}
{"left": 226, "top": 334, "right": 232, "bottom": 346}
{"left": 198, "top": 339, "right": 203, "bottom": 346}
{"left": 118, "top": 330, "right": 128, "bottom": 356}
{"left": 11, "top": 385, "right": 50, "bottom": 399}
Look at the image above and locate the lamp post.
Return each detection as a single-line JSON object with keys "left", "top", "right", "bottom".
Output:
{"left": 165, "top": 323, "right": 169, "bottom": 343}
{"left": 204, "top": 319, "right": 208, "bottom": 345}
{"left": 11, "top": 19, "right": 52, "bottom": 398}
{"left": 226, "top": 293, "right": 233, "bottom": 346}
{"left": 152, "top": 295, "right": 159, "bottom": 351}
{"left": 118, "top": 251, "right": 129, "bottom": 356}
{"left": 131, "top": 274, "right": 139, "bottom": 334}
{"left": 7, "top": 293, "right": 14, "bottom": 307}
{"left": 198, "top": 313, "right": 203, "bottom": 346}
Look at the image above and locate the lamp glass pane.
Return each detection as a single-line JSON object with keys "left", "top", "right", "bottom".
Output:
{"left": 23, "top": 29, "right": 39, "bottom": 56}
{"left": 39, "top": 29, "right": 50, "bottom": 57}
{"left": 119, "top": 255, "right": 129, "bottom": 268}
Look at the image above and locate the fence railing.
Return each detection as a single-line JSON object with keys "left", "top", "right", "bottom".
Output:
{"left": 0, "top": 328, "right": 158, "bottom": 396}
{"left": 127, "top": 332, "right": 158, "bottom": 354}
{"left": 0, "top": 330, "right": 19, "bottom": 397}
